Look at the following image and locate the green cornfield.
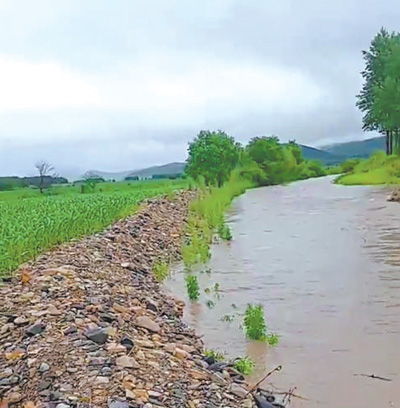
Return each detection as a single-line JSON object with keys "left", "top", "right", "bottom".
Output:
{"left": 0, "top": 180, "right": 186, "bottom": 277}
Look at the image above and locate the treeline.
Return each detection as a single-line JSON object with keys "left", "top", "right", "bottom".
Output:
{"left": 0, "top": 176, "right": 68, "bottom": 191}
{"left": 357, "top": 28, "right": 400, "bottom": 154}
{"left": 185, "top": 130, "right": 326, "bottom": 187}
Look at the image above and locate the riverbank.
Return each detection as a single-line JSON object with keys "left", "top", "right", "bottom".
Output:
{"left": 0, "top": 192, "right": 268, "bottom": 408}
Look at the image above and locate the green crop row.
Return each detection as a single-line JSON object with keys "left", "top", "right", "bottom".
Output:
{"left": 0, "top": 180, "right": 186, "bottom": 277}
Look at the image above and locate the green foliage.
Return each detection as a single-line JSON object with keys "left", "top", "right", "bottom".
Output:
{"left": 357, "top": 28, "right": 400, "bottom": 154}
{"left": 204, "top": 349, "right": 225, "bottom": 361}
{"left": 245, "top": 137, "right": 326, "bottom": 185}
{"left": 243, "top": 304, "right": 267, "bottom": 341}
{"left": 0, "top": 179, "right": 187, "bottom": 277}
{"left": 185, "top": 130, "right": 240, "bottom": 187}
{"left": 182, "top": 177, "right": 251, "bottom": 268}
{"left": 152, "top": 261, "right": 169, "bottom": 282}
{"left": 185, "top": 275, "right": 200, "bottom": 301}
{"left": 234, "top": 357, "right": 255, "bottom": 375}
{"left": 266, "top": 333, "right": 280, "bottom": 346}
{"left": 218, "top": 223, "right": 232, "bottom": 241}
{"left": 336, "top": 151, "right": 400, "bottom": 185}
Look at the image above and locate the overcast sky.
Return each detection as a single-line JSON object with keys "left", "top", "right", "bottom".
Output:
{"left": 0, "top": 0, "right": 398, "bottom": 178}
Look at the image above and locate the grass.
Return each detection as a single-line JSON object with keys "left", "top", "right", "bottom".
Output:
{"left": 182, "top": 175, "right": 252, "bottom": 267}
{"left": 336, "top": 152, "right": 400, "bottom": 185}
{"left": 152, "top": 261, "right": 169, "bottom": 282}
{"left": 185, "top": 275, "right": 200, "bottom": 301}
{"left": 243, "top": 304, "right": 279, "bottom": 345}
{"left": 0, "top": 179, "right": 187, "bottom": 277}
{"left": 234, "top": 357, "right": 255, "bottom": 375}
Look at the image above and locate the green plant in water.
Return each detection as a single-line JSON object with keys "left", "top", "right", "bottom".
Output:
{"left": 243, "top": 304, "right": 267, "bottom": 341}
{"left": 266, "top": 333, "right": 280, "bottom": 346}
{"left": 221, "top": 314, "right": 235, "bottom": 322}
{"left": 152, "top": 261, "right": 169, "bottom": 282}
{"left": 218, "top": 222, "right": 232, "bottom": 240}
{"left": 234, "top": 356, "right": 255, "bottom": 375}
{"left": 206, "top": 299, "right": 216, "bottom": 309}
{"left": 185, "top": 275, "right": 200, "bottom": 301}
{"left": 243, "top": 304, "right": 279, "bottom": 345}
{"left": 204, "top": 349, "right": 225, "bottom": 361}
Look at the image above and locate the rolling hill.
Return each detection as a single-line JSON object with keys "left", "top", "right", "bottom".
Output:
{"left": 322, "top": 136, "right": 385, "bottom": 158}
{"left": 85, "top": 162, "right": 185, "bottom": 181}
{"left": 299, "top": 145, "right": 345, "bottom": 165}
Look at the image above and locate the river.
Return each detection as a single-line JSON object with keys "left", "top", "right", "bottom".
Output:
{"left": 165, "top": 176, "right": 400, "bottom": 407}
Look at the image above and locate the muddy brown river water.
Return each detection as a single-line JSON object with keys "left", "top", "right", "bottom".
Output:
{"left": 165, "top": 176, "right": 400, "bottom": 407}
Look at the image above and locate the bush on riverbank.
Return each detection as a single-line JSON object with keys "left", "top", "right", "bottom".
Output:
{"left": 336, "top": 151, "right": 400, "bottom": 185}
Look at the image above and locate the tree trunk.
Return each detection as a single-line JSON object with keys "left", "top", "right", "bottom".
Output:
{"left": 386, "top": 130, "right": 390, "bottom": 155}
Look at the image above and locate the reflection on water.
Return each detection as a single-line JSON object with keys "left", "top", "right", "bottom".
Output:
{"left": 165, "top": 176, "right": 400, "bottom": 407}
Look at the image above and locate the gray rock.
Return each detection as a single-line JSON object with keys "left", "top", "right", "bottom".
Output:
{"left": 39, "top": 362, "right": 50, "bottom": 372}
{"left": 229, "top": 383, "right": 248, "bottom": 398}
{"left": 108, "top": 400, "right": 129, "bottom": 408}
{"left": 56, "top": 404, "right": 71, "bottom": 408}
{"left": 84, "top": 327, "right": 109, "bottom": 344}
{"left": 26, "top": 322, "right": 46, "bottom": 336}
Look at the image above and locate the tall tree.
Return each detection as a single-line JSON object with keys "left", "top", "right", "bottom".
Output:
{"left": 356, "top": 28, "right": 394, "bottom": 153}
{"left": 185, "top": 130, "right": 240, "bottom": 186}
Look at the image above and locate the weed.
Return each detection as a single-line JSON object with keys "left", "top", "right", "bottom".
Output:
{"left": 185, "top": 275, "right": 200, "bottom": 301}
{"left": 243, "top": 304, "right": 267, "bottom": 341}
{"left": 243, "top": 304, "right": 279, "bottom": 345}
{"left": 218, "top": 223, "right": 232, "bottom": 241}
{"left": 234, "top": 356, "right": 255, "bottom": 375}
{"left": 152, "top": 261, "right": 169, "bottom": 282}
{"left": 266, "top": 333, "right": 280, "bottom": 346}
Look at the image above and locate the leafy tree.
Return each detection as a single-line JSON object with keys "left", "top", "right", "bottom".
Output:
{"left": 246, "top": 136, "right": 293, "bottom": 185}
{"left": 356, "top": 28, "right": 400, "bottom": 154}
{"left": 185, "top": 130, "right": 240, "bottom": 186}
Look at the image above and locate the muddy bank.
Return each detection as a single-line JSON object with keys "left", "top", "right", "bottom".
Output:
{"left": 0, "top": 192, "right": 259, "bottom": 408}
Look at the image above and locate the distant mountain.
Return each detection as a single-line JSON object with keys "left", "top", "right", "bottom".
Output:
{"left": 126, "top": 162, "right": 185, "bottom": 179}
{"left": 85, "top": 162, "right": 186, "bottom": 181}
{"left": 299, "top": 145, "right": 345, "bottom": 165}
{"left": 322, "top": 136, "right": 385, "bottom": 158}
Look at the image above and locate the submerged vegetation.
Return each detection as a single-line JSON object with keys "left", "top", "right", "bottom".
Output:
{"left": 243, "top": 304, "right": 279, "bottom": 345}
{"left": 185, "top": 275, "right": 200, "bottom": 301}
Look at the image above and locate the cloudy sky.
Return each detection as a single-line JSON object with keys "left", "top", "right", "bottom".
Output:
{"left": 0, "top": 0, "right": 398, "bottom": 178}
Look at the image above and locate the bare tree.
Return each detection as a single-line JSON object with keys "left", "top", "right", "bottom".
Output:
{"left": 35, "top": 160, "right": 54, "bottom": 193}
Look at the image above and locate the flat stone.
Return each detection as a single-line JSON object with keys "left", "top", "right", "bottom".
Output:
{"left": 135, "top": 316, "right": 160, "bottom": 333}
{"left": 229, "top": 383, "right": 248, "bottom": 398}
{"left": 116, "top": 355, "right": 139, "bottom": 369}
{"left": 26, "top": 322, "right": 46, "bottom": 336}
{"left": 56, "top": 404, "right": 71, "bottom": 408}
{"left": 14, "top": 316, "right": 29, "bottom": 325}
{"left": 108, "top": 400, "right": 129, "bottom": 408}
{"left": 84, "top": 328, "right": 109, "bottom": 344}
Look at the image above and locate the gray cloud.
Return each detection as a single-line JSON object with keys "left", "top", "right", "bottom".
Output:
{"left": 0, "top": 0, "right": 398, "bottom": 177}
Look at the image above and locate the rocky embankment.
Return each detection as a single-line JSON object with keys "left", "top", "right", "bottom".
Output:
{"left": 0, "top": 192, "right": 269, "bottom": 408}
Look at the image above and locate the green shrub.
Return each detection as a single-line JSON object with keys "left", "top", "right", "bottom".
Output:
{"left": 234, "top": 356, "right": 255, "bottom": 375}
{"left": 185, "top": 275, "right": 200, "bottom": 301}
